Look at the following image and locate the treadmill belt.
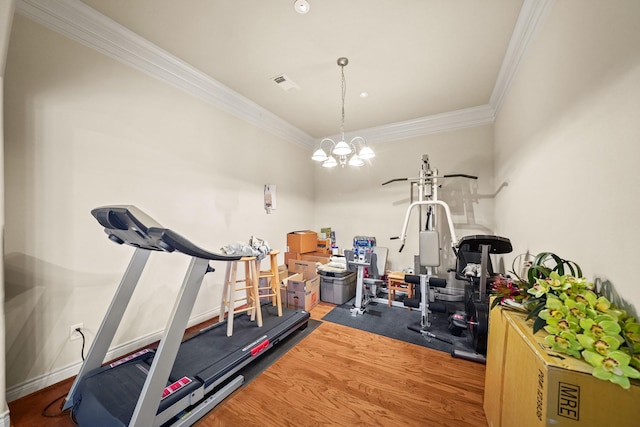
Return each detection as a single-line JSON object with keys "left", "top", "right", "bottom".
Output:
{"left": 76, "top": 361, "right": 155, "bottom": 425}
{"left": 170, "top": 305, "right": 301, "bottom": 381}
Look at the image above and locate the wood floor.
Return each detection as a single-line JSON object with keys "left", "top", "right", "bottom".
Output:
{"left": 8, "top": 302, "right": 488, "bottom": 427}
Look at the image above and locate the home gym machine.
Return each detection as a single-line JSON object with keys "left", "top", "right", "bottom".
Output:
{"left": 383, "top": 154, "right": 477, "bottom": 302}
{"left": 390, "top": 156, "right": 512, "bottom": 361}
{"left": 63, "top": 205, "right": 310, "bottom": 427}
{"left": 392, "top": 196, "right": 460, "bottom": 346}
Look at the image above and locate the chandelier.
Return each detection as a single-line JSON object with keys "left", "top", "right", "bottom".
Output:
{"left": 312, "top": 57, "right": 375, "bottom": 168}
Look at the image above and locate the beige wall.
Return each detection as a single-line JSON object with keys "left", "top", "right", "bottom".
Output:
{"left": 314, "top": 125, "right": 496, "bottom": 275}
{"left": 1, "top": 0, "right": 16, "bottom": 421}
{"left": 494, "top": 0, "right": 640, "bottom": 314}
{"left": 3, "top": 15, "right": 315, "bottom": 398}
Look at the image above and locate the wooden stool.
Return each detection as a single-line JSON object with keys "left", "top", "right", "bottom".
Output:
{"left": 387, "top": 271, "right": 413, "bottom": 309}
{"left": 219, "top": 256, "right": 262, "bottom": 336}
{"left": 257, "top": 250, "right": 283, "bottom": 317}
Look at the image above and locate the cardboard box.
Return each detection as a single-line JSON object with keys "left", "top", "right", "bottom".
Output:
{"left": 280, "top": 273, "right": 303, "bottom": 301}
{"left": 287, "top": 230, "right": 318, "bottom": 254}
{"left": 317, "top": 238, "right": 331, "bottom": 250}
{"left": 315, "top": 238, "right": 332, "bottom": 255}
{"left": 284, "top": 251, "right": 301, "bottom": 267}
{"left": 286, "top": 274, "right": 319, "bottom": 292}
{"left": 484, "top": 304, "right": 509, "bottom": 427}
{"left": 282, "top": 273, "right": 304, "bottom": 287}
{"left": 300, "top": 253, "right": 331, "bottom": 264}
{"left": 484, "top": 308, "right": 640, "bottom": 427}
{"left": 286, "top": 275, "right": 320, "bottom": 311}
{"left": 278, "top": 264, "right": 288, "bottom": 280}
{"left": 288, "top": 259, "right": 318, "bottom": 280}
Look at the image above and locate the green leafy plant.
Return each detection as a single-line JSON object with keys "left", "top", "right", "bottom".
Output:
{"left": 492, "top": 252, "right": 640, "bottom": 389}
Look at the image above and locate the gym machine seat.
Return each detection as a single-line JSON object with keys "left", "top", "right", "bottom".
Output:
{"left": 63, "top": 205, "right": 309, "bottom": 427}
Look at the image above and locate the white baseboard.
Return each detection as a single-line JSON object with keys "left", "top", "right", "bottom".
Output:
{"left": 6, "top": 308, "right": 219, "bottom": 402}
{"left": 0, "top": 409, "right": 9, "bottom": 427}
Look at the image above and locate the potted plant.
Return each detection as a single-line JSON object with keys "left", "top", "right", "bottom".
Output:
{"left": 491, "top": 252, "right": 640, "bottom": 389}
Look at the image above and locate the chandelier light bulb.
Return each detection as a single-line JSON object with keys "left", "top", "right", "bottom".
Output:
{"left": 322, "top": 156, "right": 338, "bottom": 168}
{"left": 332, "top": 140, "right": 352, "bottom": 156}
{"left": 358, "top": 146, "right": 375, "bottom": 160}
{"left": 312, "top": 148, "right": 328, "bottom": 161}
{"left": 348, "top": 154, "right": 364, "bottom": 167}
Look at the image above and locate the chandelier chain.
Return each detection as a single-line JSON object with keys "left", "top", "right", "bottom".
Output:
{"left": 340, "top": 63, "right": 346, "bottom": 138}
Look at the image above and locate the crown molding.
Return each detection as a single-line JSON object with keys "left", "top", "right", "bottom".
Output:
{"left": 334, "top": 104, "right": 495, "bottom": 145}
{"left": 15, "top": 0, "right": 315, "bottom": 148}
{"left": 16, "top": 0, "right": 551, "bottom": 148}
{"left": 489, "top": 0, "right": 555, "bottom": 115}
{"left": 353, "top": 0, "right": 553, "bottom": 145}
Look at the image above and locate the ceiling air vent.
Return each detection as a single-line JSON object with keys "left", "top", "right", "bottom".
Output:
{"left": 272, "top": 74, "right": 300, "bottom": 92}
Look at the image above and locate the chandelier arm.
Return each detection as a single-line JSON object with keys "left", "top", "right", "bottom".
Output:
{"left": 349, "top": 136, "right": 366, "bottom": 146}
{"left": 319, "top": 137, "right": 336, "bottom": 151}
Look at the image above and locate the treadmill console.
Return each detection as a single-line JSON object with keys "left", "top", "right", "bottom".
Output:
{"left": 91, "top": 205, "right": 242, "bottom": 261}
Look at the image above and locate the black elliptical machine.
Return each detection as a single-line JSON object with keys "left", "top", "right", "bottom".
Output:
{"left": 447, "top": 235, "right": 512, "bottom": 362}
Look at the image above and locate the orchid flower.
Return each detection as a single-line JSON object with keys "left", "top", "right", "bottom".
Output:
{"left": 582, "top": 350, "right": 640, "bottom": 390}
{"left": 545, "top": 331, "right": 583, "bottom": 359}
{"left": 579, "top": 317, "right": 622, "bottom": 340}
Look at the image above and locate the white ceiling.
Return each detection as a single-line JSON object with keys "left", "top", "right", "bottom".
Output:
{"left": 17, "top": 0, "right": 550, "bottom": 147}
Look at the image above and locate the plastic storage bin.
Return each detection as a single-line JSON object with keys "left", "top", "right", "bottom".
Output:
{"left": 320, "top": 272, "right": 357, "bottom": 304}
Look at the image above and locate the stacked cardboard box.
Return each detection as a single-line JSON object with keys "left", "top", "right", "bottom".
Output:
{"left": 285, "top": 230, "right": 315, "bottom": 266}
{"left": 316, "top": 238, "right": 332, "bottom": 254}
{"left": 319, "top": 227, "right": 336, "bottom": 252}
{"left": 283, "top": 259, "right": 320, "bottom": 311}
{"left": 286, "top": 230, "right": 335, "bottom": 265}
{"left": 286, "top": 230, "right": 317, "bottom": 257}
{"left": 300, "top": 253, "right": 331, "bottom": 264}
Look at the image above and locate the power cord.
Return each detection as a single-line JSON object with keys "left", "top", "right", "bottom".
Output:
{"left": 76, "top": 328, "right": 86, "bottom": 362}
{"left": 41, "top": 394, "right": 67, "bottom": 418}
{"left": 42, "top": 327, "right": 86, "bottom": 418}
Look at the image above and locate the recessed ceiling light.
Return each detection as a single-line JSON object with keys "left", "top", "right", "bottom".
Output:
{"left": 294, "top": 0, "right": 310, "bottom": 14}
{"left": 360, "top": 92, "right": 369, "bottom": 98}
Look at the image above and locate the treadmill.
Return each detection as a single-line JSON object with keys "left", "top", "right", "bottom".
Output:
{"left": 63, "top": 205, "right": 310, "bottom": 426}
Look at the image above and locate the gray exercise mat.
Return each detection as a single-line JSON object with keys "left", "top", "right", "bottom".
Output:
{"left": 322, "top": 298, "right": 476, "bottom": 355}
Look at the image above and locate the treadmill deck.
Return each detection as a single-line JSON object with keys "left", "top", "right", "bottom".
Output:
{"left": 73, "top": 305, "right": 309, "bottom": 426}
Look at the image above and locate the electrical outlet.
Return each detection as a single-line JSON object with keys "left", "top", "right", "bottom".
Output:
{"left": 70, "top": 323, "right": 83, "bottom": 341}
